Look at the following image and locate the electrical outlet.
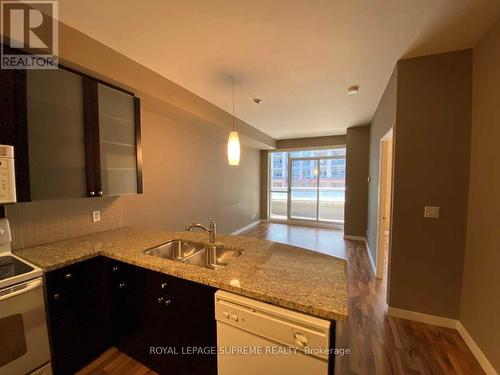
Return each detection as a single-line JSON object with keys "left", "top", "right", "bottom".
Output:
{"left": 424, "top": 206, "right": 440, "bottom": 219}
{"left": 92, "top": 210, "right": 101, "bottom": 222}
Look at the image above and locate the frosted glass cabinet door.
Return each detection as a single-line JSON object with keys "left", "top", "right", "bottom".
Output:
{"left": 26, "top": 69, "right": 87, "bottom": 200}
{"left": 97, "top": 83, "right": 139, "bottom": 196}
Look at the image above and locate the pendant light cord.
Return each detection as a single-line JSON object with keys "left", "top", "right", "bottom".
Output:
{"left": 232, "top": 79, "right": 235, "bottom": 131}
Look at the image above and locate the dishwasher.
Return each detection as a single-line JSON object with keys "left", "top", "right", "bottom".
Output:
{"left": 215, "top": 290, "right": 333, "bottom": 375}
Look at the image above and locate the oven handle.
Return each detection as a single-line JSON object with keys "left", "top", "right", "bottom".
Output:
{"left": 0, "top": 278, "right": 43, "bottom": 302}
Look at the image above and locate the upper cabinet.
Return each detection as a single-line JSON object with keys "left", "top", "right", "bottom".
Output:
{"left": 0, "top": 65, "right": 142, "bottom": 201}
{"left": 26, "top": 69, "right": 88, "bottom": 200}
{"left": 96, "top": 83, "right": 142, "bottom": 196}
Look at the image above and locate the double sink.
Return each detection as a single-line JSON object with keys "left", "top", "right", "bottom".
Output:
{"left": 144, "top": 240, "right": 244, "bottom": 270}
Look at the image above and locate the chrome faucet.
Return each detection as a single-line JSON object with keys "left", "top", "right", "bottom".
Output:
{"left": 185, "top": 218, "right": 217, "bottom": 244}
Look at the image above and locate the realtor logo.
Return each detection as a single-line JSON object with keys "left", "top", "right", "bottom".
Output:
{"left": 1, "top": 0, "right": 58, "bottom": 69}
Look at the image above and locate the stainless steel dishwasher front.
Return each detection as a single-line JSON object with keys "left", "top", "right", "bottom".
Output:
{"left": 215, "top": 290, "right": 332, "bottom": 375}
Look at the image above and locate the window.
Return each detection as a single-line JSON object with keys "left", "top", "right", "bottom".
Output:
{"left": 269, "top": 147, "right": 346, "bottom": 224}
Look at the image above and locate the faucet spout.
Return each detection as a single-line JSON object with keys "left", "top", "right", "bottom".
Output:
{"left": 185, "top": 218, "right": 217, "bottom": 244}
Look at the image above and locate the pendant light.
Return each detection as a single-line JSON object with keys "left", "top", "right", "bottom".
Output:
{"left": 227, "top": 79, "right": 240, "bottom": 166}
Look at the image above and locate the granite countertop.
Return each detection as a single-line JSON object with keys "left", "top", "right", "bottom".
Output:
{"left": 14, "top": 227, "right": 348, "bottom": 321}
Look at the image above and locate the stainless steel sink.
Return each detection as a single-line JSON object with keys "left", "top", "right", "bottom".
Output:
{"left": 144, "top": 240, "right": 205, "bottom": 260}
{"left": 181, "top": 246, "right": 244, "bottom": 269}
{"left": 144, "top": 240, "right": 243, "bottom": 269}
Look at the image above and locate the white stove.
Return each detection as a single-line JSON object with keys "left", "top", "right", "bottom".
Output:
{"left": 0, "top": 218, "right": 52, "bottom": 375}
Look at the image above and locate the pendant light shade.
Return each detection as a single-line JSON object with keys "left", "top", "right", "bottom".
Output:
{"left": 227, "top": 130, "right": 240, "bottom": 165}
{"left": 227, "top": 79, "right": 240, "bottom": 166}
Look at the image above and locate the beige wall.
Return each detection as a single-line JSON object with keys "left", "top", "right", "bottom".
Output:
{"left": 4, "top": 20, "right": 263, "bottom": 244}
{"left": 367, "top": 67, "right": 397, "bottom": 259}
{"left": 344, "top": 126, "right": 370, "bottom": 237}
{"left": 124, "top": 110, "right": 260, "bottom": 233}
{"left": 275, "top": 135, "right": 346, "bottom": 150}
{"left": 459, "top": 20, "right": 500, "bottom": 372}
{"left": 389, "top": 50, "right": 472, "bottom": 318}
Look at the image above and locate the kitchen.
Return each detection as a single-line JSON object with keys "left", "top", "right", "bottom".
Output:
{"left": 2, "top": 2, "right": 500, "bottom": 375}
{"left": 0, "top": 36, "right": 347, "bottom": 375}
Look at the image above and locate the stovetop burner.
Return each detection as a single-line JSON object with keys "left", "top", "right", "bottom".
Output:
{"left": 0, "top": 256, "right": 34, "bottom": 282}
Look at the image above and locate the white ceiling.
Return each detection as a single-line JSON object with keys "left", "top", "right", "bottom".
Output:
{"left": 58, "top": 0, "right": 500, "bottom": 139}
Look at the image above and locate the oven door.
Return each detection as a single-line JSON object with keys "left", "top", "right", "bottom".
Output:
{"left": 0, "top": 277, "right": 51, "bottom": 375}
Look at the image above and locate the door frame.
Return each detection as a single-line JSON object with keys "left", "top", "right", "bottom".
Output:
{"left": 375, "top": 127, "right": 394, "bottom": 279}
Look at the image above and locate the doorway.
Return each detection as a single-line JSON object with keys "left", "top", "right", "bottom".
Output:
{"left": 376, "top": 128, "right": 393, "bottom": 279}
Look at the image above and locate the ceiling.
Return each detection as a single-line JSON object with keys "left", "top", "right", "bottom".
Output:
{"left": 58, "top": 0, "right": 500, "bottom": 139}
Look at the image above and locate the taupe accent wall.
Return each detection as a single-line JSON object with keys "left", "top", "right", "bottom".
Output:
{"left": 389, "top": 50, "right": 472, "bottom": 318}
{"left": 460, "top": 19, "right": 500, "bottom": 372}
{"left": 367, "top": 68, "right": 397, "bottom": 259}
{"left": 344, "top": 126, "right": 370, "bottom": 237}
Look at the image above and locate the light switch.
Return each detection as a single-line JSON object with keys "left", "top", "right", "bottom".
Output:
{"left": 92, "top": 210, "right": 101, "bottom": 222}
{"left": 424, "top": 206, "right": 440, "bottom": 219}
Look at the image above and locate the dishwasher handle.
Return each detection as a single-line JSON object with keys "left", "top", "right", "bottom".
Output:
{"left": 294, "top": 332, "right": 308, "bottom": 347}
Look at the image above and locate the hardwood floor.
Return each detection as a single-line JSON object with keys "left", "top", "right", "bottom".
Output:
{"left": 245, "top": 222, "right": 347, "bottom": 259}
{"left": 243, "top": 222, "right": 484, "bottom": 375}
{"left": 78, "top": 222, "right": 483, "bottom": 375}
{"left": 76, "top": 347, "right": 157, "bottom": 375}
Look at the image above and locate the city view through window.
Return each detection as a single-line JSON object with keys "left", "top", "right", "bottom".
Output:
{"left": 269, "top": 148, "right": 346, "bottom": 224}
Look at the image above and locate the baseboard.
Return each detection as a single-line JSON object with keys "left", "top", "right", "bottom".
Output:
{"left": 364, "top": 241, "right": 377, "bottom": 277}
{"left": 387, "top": 307, "right": 497, "bottom": 374}
{"left": 456, "top": 321, "right": 498, "bottom": 375}
{"left": 343, "top": 235, "right": 366, "bottom": 241}
{"left": 231, "top": 220, "right": 262, "bottom": 235}
{"left": 387, "top": 306, "right": 458, "bottom": 329}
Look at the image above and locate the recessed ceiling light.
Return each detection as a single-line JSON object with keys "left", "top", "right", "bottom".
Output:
{"left": 253, "top": 98, "right": 263, "bottom": 104}
{"left": 347, "top": 85, "right": 359, "bottom": 95}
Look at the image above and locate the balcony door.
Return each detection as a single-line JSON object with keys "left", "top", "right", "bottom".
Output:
{"left": 289, "top": 158, "right": 319, "bottom": 220}
{"left": 269, "top": 148, "right": 346, "bottom": 226}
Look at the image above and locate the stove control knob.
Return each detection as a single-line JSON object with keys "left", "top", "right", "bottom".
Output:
{"left": 53, "top": 293, "right": 61, "bottom": 301}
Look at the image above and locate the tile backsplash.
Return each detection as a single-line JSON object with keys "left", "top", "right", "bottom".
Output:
{"left": 5, "top": 197, "right": 126, "bottom": 250}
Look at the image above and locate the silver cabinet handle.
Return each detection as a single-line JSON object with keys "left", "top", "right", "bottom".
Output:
{"left": 97, "top": 191, "right": 103, "bottom": 196}
{"left": 53, "top": 293, "right": 61, "bottom": 301}
{"left": 112, "top": 266, "right": 119, "bottom": 272}
{"left": 65, "top": 273, "right": 72, "bottom": 280}
{"left": 118, "top": 282, "right": 126, "bottom": 289}
{"left": 89, "top": 191, "right": 95, "bottom": 197}
{"left": 161, "top": 282, "right": 167, "bottom": 289}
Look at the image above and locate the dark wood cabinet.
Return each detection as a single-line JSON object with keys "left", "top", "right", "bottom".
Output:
{"left": 0, "top": 51, "right": 142, "bottom": 201}
{"left": 45, "top": 257, "right": 111, "bottom": 375}
{"left": 46, "top": 258, "right": 217, "bottom": 375}
{"left": 108, "top": 260, "right": 217, "bottom": 375}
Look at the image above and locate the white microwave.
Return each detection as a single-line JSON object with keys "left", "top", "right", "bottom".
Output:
{"left": 0, "top": 145, "right": 16, "bottom": 204}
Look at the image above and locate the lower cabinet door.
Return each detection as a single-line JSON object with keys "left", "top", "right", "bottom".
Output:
{"left": 45, "top": 257, "right": 111, "bottom": 375}
{"left": 109, "top": 262, "right": 217, "bottom": 375}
